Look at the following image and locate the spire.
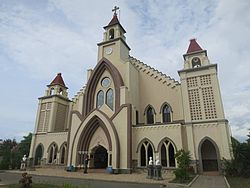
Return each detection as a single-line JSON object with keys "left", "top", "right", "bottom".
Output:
{"left": 107, "top": 13, "right": 120, "bottom": 27}
{"left": 48, "top": 73, "right": 68, "bottom": 89}
{"left": 103, "top": 6, "right": 126, "bottom": 33}
{"left": 186, "top": 39, "right": 203, "bottom": 54}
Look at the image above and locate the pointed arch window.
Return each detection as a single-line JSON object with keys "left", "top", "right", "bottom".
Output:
{"left": 106, "top": 88, "right": 113, "bottom": 110}
{"left": 48, "top": 143, "right": 58, "bottom": 164}
{"left": 162, "top": 104, "right": 172, "bottom": 123}
{"left": 60, "top": 144, "right": 67, "bottom": 164}
{"left": 160, "top": 140, "right": 176, "bottom": 167}
{"left": 147, "top": 107, "right": 154, "bottom": 124}
{"left": 96, "top": 90, "right": 104, "bottom": 108}
{"left": 140, "top": 141, "right": 154, "bottom": 167}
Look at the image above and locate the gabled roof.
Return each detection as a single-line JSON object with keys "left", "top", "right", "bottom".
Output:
{"left": 103, "top": 13, "right": 126, "bottom": 33}
{"left": 48, "top": 73, "right": 68, "bottom": 89}
{"left": 107, "top": 13, "right": 120, "bottom": 26}
{"left": 186, "top": 39, "right": 203, "bottom": 53}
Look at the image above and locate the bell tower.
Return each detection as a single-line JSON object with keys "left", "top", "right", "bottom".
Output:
{"left": 97, "top": 6, "right": 130, "bottom": 64}
{"left": 34, "top": 73, "right": 70, "bottom": 134}
{"left": 178, "top": 39, "right": 225, "bottom": 123}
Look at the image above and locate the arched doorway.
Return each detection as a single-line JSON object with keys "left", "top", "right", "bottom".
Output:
{"left": 93, "top": 145, "right": 108, "bottom": 169}
{"left": 200, "top": 139, "right": 219, "bottom": 172}
{"left": 34, "top": 144, "right": 43, "bottom": 165}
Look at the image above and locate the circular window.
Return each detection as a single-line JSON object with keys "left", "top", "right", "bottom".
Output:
{"left": 101, "top": 77, "right": 111, "bottom": 87}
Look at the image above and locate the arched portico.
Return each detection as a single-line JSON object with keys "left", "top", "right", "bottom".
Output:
{"left": 70, "top": 110, "right": 120, "bottom": 169}
{"left": 198, "top": 137, "right": 220, "bottom": 173}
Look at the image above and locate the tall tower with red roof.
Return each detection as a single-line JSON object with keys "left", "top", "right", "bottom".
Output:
{"left": 178, "top": 39, "right": 231, "bottom": 173}
{"left": 30, "top": 72, "right": 70, "bottom": 165}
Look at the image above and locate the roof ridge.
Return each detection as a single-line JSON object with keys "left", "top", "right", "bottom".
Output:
{"left": 72, "top": 86, "right": 85, "bottom": 103}
{"left": 129, "top": 56, "right": 180, "bottom": 88}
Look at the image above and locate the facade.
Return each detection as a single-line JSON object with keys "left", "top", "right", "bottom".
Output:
{"left": 29, "top": 10, "right": 232, "bottom": 174}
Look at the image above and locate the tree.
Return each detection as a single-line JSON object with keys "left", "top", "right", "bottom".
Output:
{"left": 0, "top": 139, "right": 17, "bottom": 169}
{"left": 224, "top": 136, "right": 250, "bottom": 178}
{"left": 247, "top": 129, "right": 250, "bottom": 145}
{"left": 0, "top": 133, "right": 32, "bottom": 170}
{"left": 174, "top": 149, "right": 192, "bottom": 182}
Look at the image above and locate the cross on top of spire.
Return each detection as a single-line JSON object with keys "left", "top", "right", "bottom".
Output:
{"left": 112, "top": 6, "right": 119, "bottom": 15}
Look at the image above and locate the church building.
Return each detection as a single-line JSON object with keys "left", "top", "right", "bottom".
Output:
{"left": 29, "top": 8, "right": 232, "bottom": 174}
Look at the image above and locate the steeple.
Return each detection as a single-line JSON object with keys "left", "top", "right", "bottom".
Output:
{"left": 46, "top": 73, "right": 68, "bottom": 98}
{"left": 97, "top": 6, "right": 130, "bottom": 62}
{"left": 182, "top": 39, "right": 209, "bottom": 69}
{"left": 186, "top": 39, "right": 203, "bottom": 54}
{"left": 48, "top": 73, "right": 68, "bottom": 89}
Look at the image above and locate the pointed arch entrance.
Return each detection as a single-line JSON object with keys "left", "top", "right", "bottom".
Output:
{"left": 34, "top": 144, "right": 43, "bottom": 165}
{"left": 92, "top": 145, "right": 108, "bottom": 169}
{"left": 198, "top": 137, "right": 220, "bottom": 173}
{"left": 70, "top": 110, "right": 120, "bottom": 170}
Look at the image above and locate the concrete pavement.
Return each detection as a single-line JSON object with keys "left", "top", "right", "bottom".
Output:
{"left": 190, "top": 175, "right": 228, "bottom": 188}
{"left": 0, "top": 170, "right": 168, "bottom": 188}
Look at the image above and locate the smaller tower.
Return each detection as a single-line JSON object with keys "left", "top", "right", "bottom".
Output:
{"left": 183, "top": 39, "right": 210, "bottom": 69}
{"left": 34, "top": 73, "right": 70, "bottom": 134}
{"left": 97, "top": 6, "right": 130, "bottom": 63}
{"left": 178, "top": 39, "right": 225, "bottom": 123}
{"left": 46, "top": 73, "right": 68, "bottom": 98}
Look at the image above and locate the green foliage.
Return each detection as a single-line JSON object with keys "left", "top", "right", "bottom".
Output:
{"left": 0, "top": 133, "right": 32, "bottom": 170}
{"left": 173, "top": 149, "right": 192, "bottom": 182}
{"left": 62, "top": 183, "right": 79, "bottom": 188}
{"left": 0, "top": 139, "right": 17, "bottom": 169}
{"left": 224, "top": 136, "right": 250, "bottom": 178}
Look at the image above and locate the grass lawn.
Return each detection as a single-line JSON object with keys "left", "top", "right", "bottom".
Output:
{"left": 226, "top": 176, "right": 250, "bottom": 188}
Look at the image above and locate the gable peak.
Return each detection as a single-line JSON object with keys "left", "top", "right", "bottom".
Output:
{"left": 48, "top": 73, "right": 68, "bottom": 89}
{"left": 186, "top": 38, "right": 203, "bottom": 54}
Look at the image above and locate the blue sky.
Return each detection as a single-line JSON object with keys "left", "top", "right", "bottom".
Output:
{"left": 0, "top": 0, "right": 250, "bottom": 142}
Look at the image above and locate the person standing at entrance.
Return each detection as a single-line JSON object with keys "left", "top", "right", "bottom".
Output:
{"left": 83, "top": 154, "right": 89, "bottom": 174}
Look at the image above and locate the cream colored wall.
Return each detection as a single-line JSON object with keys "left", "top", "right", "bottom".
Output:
{"left": 32, "top": 132, "right": 68, "bottom": 163}
{"left": 97, "top": 39, "right": 130, "bottom": 89}
{"left": 88, "top": 127, "right": 109, "bottom": 152}
{"left": 190, "top": 122, "right": 232, "bottom": 160}
{"left": 132, "top": 124, "right": 183, "bottom": 162}
{"left": 112, "top": 106, "right": 129, "bottom": 169}
{"left": 138, "top": 73, "right": 183, "bottom": 124}
{"left": 179, "top": 65, "right": 225, "bottom": 123}
{"left": 126, "top": 62, "right": 139, "bottom": 125}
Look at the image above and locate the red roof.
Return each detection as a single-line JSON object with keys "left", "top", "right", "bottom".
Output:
{"left": 186, "top": 39, "right": 203, "bottom": 53}
{"left": 48, "top": 73, "right": 67, "bottom": 88}
{"left": 107, "top": 13, "right": 119, "bottom": 26}
{"left": 103, "top": 13, "right": 126, "bottom": 33}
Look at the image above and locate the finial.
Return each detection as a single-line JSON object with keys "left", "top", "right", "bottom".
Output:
{"left": 112, "top": 6, "right": 119, "bottom": 16}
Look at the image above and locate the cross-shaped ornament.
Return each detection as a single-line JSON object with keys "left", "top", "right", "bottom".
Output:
{"left": 112, "top": 6, "right": 119, "bottom": 15}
